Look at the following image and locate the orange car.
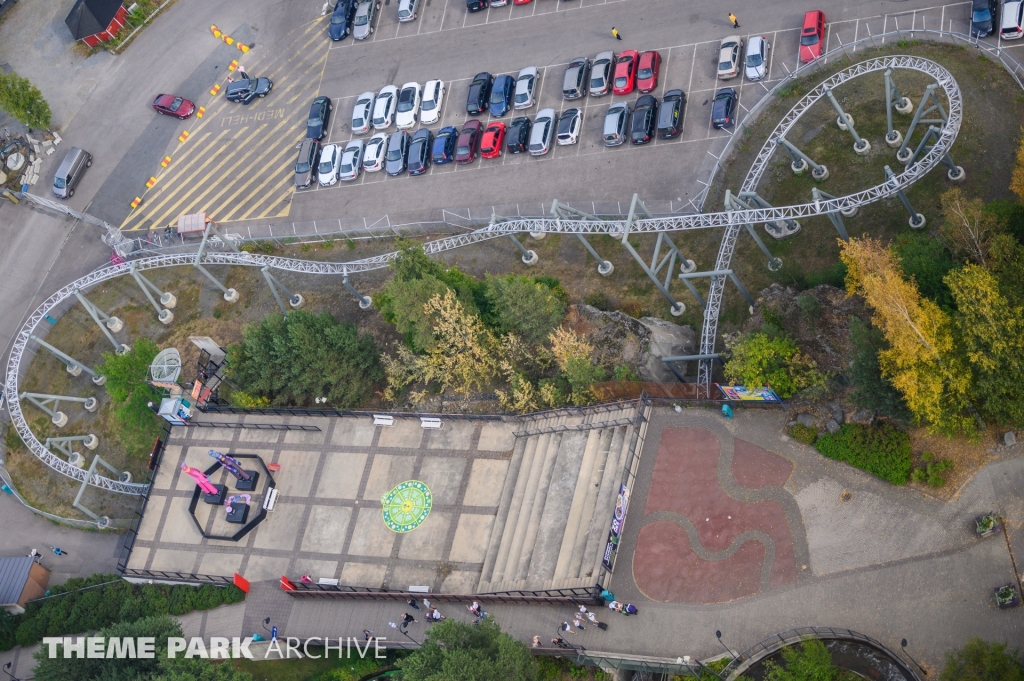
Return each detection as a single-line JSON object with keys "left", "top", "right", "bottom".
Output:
{"left": 481, "top": 122, "right": 506, "bottom": 159}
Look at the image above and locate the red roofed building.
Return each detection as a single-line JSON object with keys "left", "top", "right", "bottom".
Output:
{"left": 65, "top": 0, "right": 129, "bottom": 47}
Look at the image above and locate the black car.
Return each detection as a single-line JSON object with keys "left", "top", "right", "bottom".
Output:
{"left": 971, "top": 0, "right": 998, "bottom": 36}
{"left": 306, "top": 96, "right": 332, "bottom": 140}
{"left": 506, "top": 116, "right": 532, "bottom": 154}
{"left": 225, "top": 76, "right": 273, "bottom": 105}
{"left": 711, "top": 88, "right": 737, "bottom": 129}
{"left": 630, "top": 95, "right": 658, "bottom": 145}
{"left": 385, "top": 130, "right": 410, "bottom": 176}
{"left": 328, "top": 0, "right": 356, "bottom": 40}
{"left": 294, "top": 138, "right": 321, "bottom": 189}
{"left": 408, "top": 128, "right": 432, "bottom": 176}
{"left": 466, "top": 0, "right": 487, "bottom": 11}
{"left": 432, "top": 126, "right": 458, "bottom": 164}
{"left": 466, "top": 72, "right": 493, "bottom": 115}
{"left": 658, "top": 89, "right": 685, "bottom": 139}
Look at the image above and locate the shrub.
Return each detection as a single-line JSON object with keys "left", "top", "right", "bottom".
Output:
{"left": 584, "top": 291, "right": 612, "bottom": 311}
{"left": 0, "top": 608, "right": 18, "bottom": 651}
{"left": 613, "top": 364, "right": 641, "bottom": 382}
{"left": 240, "top": 241, "right": 275, "bottom": 254}
{"left": 789, "top": 423, "right": 818, "bottom": 445}
{"left": 814, "top": 423, "right": 913, "bottom": 485}
{"left": 893, "top": 233, "right": 956, "bottom": 309}
{"left": 482, "top": 274, "right": 568, "bottom": 344}
{"left": 97, "top": 339, "right": 164, "bottom": 456}
{"left": 805, "top": 261, "right": 848, "bottom": 289}
{"left": 0, "top": 72, "right": 52, "bottom": 129}
{"left": 940, "top": 637, "right": 1024, "bottom": 681}
{"left": 724, "top": 332, "right": 825, "bottom": 398}
{"left": 846, "top": 317, "right": 912, "bottom": 422}
{"left": 229, "top": 390, "right": 270, "bottom": 408}
{"left": 763, "top": 639, "right": 858, "bottom": 681}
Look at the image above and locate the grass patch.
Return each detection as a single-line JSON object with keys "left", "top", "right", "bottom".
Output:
{"left": 814, "top": 423, "right": 913, "bottom": 485}
{"left": 788, "top": 422, "right": 818, "bottom": 445}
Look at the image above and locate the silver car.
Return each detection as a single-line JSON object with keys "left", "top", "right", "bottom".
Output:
{"left": 353, "top": 0, "right": 379, "bottom": 40}
{"left": 603, "top": 102, "right": 630, "bottom": 146}
{"left": 744, "top": 36, "right": 770, "bottom": 81}
{"left": 590, "top": 51, "right": 614, "bottom": 96}
{"left": 372, "top": 85, "right": 397, "bottom": 130}
{"left": 352, "top": 92, "right": 375, "bottom": 135}
{"left": 339, "top": 140, "right": 365, "bottom": 181}
{"left": 318, "top": 143, "right": 342, "bottom": 186}
{"left": 514, "top": 66, "right": 537, "bottom": 110}
{"left": 529, "top": 108, "right": 556, "bottom": 156}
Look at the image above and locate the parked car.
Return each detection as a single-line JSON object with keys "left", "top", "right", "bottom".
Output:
{"left": 612, "top": 50, "right": 638, "bottom": 95}
{"left": 799, "top": 10, "right": 826, "bottom": 63}
{"left": 603, "top": 102, "right": 630, "bottom": 146}
{"left": 372, "top": 85, "right": 397, "bottom": 130}
{"left": 353, "top": 0, "right": 379, "bottom": 40}
{"left": 421, "top": 80, "right": 445, "bottom": 124}
{"left": 481, "top": 122, "right": 506, "bottom": 159}
{"left": 318, "top": 143, "right": 342, "bottom": 186}
{"left": 363, "top": 132, "right": 388, "bottom": 171}
{"left": 556, "top": 108, "right": 582, "bottom": 145}
{"left": 972, "top": 0, "right": 998, "bottom": 36}
{"left": 467, "top": 0, "right": 488, "bottom": 12}
{"left": 717, "top": 37, "right": 743, "bottom": 80}
{"left": 328, "top": 0, "right": 356, "bottom": 40}
{"left": 491, "top": 0, "right": 508, "bottom": 5}
{"left": 563, "top": 57, "right": 591, "bottom": 99}
{"left": 507, "top": 116, "right": 532, "bottom": 153}
{"left": 658, "top": 89, "right": 685, "bottom": 138}
{"left": 306, "top": 95, "right": 332, "bottom": 140}
{"left": 408, "top": 128, "right": 432, "bottom": 175}
{"left": 467, "top": 72, "right": 493, "bottom": 115}
{"left": 152, "top": 94, "right": 196, "bottom": 119}
{"left": 711, "top": 87, "right": 737, "bottom": 128}
{"left": 385, "top": 130, "right": 410, "bottom": 176}
{"left": 225, "top": 76, "right": 273, "bottom": 104}
{"left": 52, "top": 147, "right": 91, "bottom": 199}
{"left": 590, "top": 51, "right": 615, "bottom": 96}
{"left": 294, "top": 138, "right": 321, "bottom": 189}
{"left": 352, "top": 92, "right": 375, "bottom": 134}
{"left": 489, "top": 74, "right": 515, "bottom": 117}
{"left": 395, "top": 82, "right": 421, "bottom": 129}
{"left": 398, "top": 0, "right": 418, "bottom": 22}
{"left": 636, "top": 50, "right": 661, "bottom": 93}
{"left": 514, "top": 67, "right": 538, "bottom": 110}
{"left": 339, "top": 139, "right": 365, "bottom": 182}
{"left": 455, "top": 120, "right": 483, "bottom": 163}
{"left": 529, "top": 108, "right": 556, "bottom": 156}
{"left": 630, "top": 95, "right": 657, "bottom": 144}
{"left": 513, "top": 0, "right": 531, "bottom": 4}
{"left": 745, "top": 36, "right": 770, "bottom": 81}
{"left": 1003, "top": 0, "right": 1024, "bottom": 37}
{"left": 432, "top": 126, "right": 458, "bottom": 164}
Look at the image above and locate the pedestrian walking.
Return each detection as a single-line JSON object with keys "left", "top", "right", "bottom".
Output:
{"left": 402, "top": 612, "right": 417, "bottom": 626}
{"left": 560, "top": 621, "right": 576, "bottom": 635}
{"left": 552, "top": 636, "right": 571, "bottom": 649}
{"left": 573, "top": 614, "right": 586, "bottom": 631}
{"left": 27, "top": 549, "right": 38, "bottom": 559}
{"left": 612, "top": 27, "right": 622, "bottom": 40}
{"left": 363, "top": 629, "right": 375, "bottom": 641}
{"left": 729, "top": 12, "right": 739, "bottom": 28}
{"left": 407, "top": 597, "right": 420, "bottom": 610}
{"left": 586, "top": 611, "right": 601, "bottom": 626}
{"left": 50, "top": 547, "right": 67, "bottom": 556}
{"left": 468, "top": 601, "right": 482, "bottom": 616}
{"left": 622, "top": 603, "right": 639, "bottom": 616}
{"left": 607, "top": 600, "right": 623, "bottom": 612}
{"left": 577, "top": 604, "right": 589, "bottom": 615}
{"left": 532, "top": 635, "right": 542, "bottom": 648}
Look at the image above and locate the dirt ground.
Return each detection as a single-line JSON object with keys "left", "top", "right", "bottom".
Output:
{"left": 907, "top": 427, "right": 998, "bottom": 501}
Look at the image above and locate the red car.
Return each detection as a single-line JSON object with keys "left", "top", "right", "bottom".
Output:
{"left": 455, "top": 119, "right": 483, "bottom": 164}
{"left": 636, "top": 50, "right": 661, "bottom": 93}
{"left": 480, "top": 122, "right": 506, "bottom": 159}
{"left": 152, "top": 94, "right": 196, "bottom": 119}
{"left": 612, "top": 50, "right": 638, "bottom": 96}
{"left": 799, "top": 10, "right": 826, "bottom": 63}
{"left": 513, "top": 0, "right": 531, "bottom": 4}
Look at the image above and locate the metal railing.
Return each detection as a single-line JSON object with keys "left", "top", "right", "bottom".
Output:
{"left": 189, "top": 420, "right": 322, "bottom": 431}
{"left": 116, "top": 422, "right": 170, "bottom": 573}
{"left": 199, "top": 403, "right": 509, "bottom": 421}
{"left": 285, "top": 581, "right": 603, "bottom": 605}
{"left": 121, "top": 568, "right": 237, "bottom": 586}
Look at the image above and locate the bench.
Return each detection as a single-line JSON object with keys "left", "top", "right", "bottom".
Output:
{"left": 317, "top": 578, "right": 340, "bottom": 586}
{"left": 262, "top": 487, "right": 279, "bottom": 511}
{"left": 420, "top": 417, "right": 442, "bottom": 430}
{"left": 373, "top": 414, "right": 395, "bottom": 427}
{"left": 408, "top": 585, "right": 430, "bottom": 593}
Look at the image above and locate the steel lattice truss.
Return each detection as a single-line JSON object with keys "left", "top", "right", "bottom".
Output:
{"left": 5, "top": 52, "right": 962, "bottom": 494}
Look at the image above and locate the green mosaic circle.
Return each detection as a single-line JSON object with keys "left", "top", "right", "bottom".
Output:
{"left": 381, "top": 480, "right": 432, "bottom": 533}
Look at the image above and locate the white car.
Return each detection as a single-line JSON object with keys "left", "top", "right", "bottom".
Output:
{"left": 372, "top": 85, "right": 397, "bottom": 130}
{"left": 744, "top": 36, "right": 770, "bottom": 81}
{"left": 339, "top": 139, "right": 365, "bottom": 182}
{"left": 420, "top": 79, "right": 445, "bottom": 125}
{"left": 556, "top": 108, "right": 582, "bottom": 146}
{"left": 318, "top": 143, "right": 342, "bottom": 186}
{"left": 352, "top": 92, "right": 375, "bottom": 135}
{"left": 398, "top": 0, "right": 418, "bottom": 21}
{"left": 491, "top": 0, "right": 508, "bottom": 5}
{"left": 1002, "top": 0, "right": 1024, "bottom": 38}
{"left": 514, "top": 66, "right": 537, "bottom": 110}
{"left": 717, "top": 36, "right": 743, "bottom": 80}
{"left": 363, "top": 132, "right": 388, "bottom": 171}
{"left": 395, "top": 82, "right": 421, "bottom": 130}
{"left": 529, "top": 108, "right": 556, "bottom": 156}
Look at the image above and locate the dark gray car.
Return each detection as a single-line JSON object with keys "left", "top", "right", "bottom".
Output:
{"left": 562, "top": 57, "right": 591, "bottom": 99}
{"left": 385, "top": 130, "right": 410, "bottom": 176}
{"left": 294, "top": 138, "right": 321, "bottom": 188}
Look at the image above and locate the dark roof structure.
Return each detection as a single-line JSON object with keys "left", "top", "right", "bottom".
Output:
{"left": 65, "top": 0, "right": 125, "bottom": 40}
{"left": 0, "top": 556, "right": 34, "bottom": 606}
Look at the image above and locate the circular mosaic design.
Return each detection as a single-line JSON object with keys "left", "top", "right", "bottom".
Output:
{"left": 381, "top": 480, "right": 432, "bottom": 533}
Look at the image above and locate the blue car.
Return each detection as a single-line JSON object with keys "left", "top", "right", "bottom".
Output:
{"left": 432, "top": 126, "right": 458, "bottom": 164}
{"left": 328, "top": 0, "right": 356, "bottom": 40}
{"left": 488, "top": 74, "right": 514, "bottom": 117}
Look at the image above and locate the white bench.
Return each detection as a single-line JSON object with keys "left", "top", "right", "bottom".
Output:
{"left": 408, "top": 585, "right": 430, "bottom": 593}
{"left": 373, "top": 414, "right": 395, "bottom": 427}
{"left": 420, "top": 417, "right": 442, "bottom": 430}
{"left": 262, "top": 487, "right": 279, "bottom": 511}
{"left": 318, "top": 578, "right": 339, "bottom": 586}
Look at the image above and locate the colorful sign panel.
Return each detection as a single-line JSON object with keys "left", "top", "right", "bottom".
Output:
{"left": 601, "top": 485, "right": 630, "bottom": 571}
{"left": 717, "top": 385, "right": 782, "bottom": 402}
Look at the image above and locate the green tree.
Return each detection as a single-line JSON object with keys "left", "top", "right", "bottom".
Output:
{"left": 226, "top": 310, "right": 382, "bottom": 407}
{"left": 0, "top": 608, "right": 18, "bottom": 651}
{"left": 892, "top": 233, "right": 956, "bottom": 310}
{"left": 0, "top": 72, "right": 52, "bottom": 129}
{"left": 940, "top": 188, "right": 1004, "bottom": 267}
{"left": 723, "top": 333, "right": 824, "bottom": 399}
{"left": 482, "top": 275, "right": 567, "bottom": 344}
{"left": 940, "top": 638, "right": 1024, "bottom": 681}
{"left": 98, "top": 338, "right": 163, "bottom": 455}
{"left": 399, "top": 617, "right": 537, "bottom": 681}
{"left": 382, "top": 274, "right": 451, "bottom": 352}
{"left": 846, "top": 317, "right": 912, "bottom": 422}
{"left": 763, "top": 640, "right": 857, "bottom": 681}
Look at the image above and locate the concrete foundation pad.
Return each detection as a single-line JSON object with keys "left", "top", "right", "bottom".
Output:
{"left": 153, "top": 447, "right": 180, "bottom": 489}
{"left": 274, "top": 450, "right": 322, "bottom": 497}
{"left": 417, "top": 457, "right": 466, "bottom": 505}
{"left": 389, "top": 565, "right": 437, "bottom": 591}
{"left": 331, "top": 418, "right": 376, "bottom": 447}
{"left": 340, "top": 561, "right": 387, "bottom": 588}
{"left": 237, "top": 429, "right": 281, "bottom": 444}
{"left": 253, "top": 503, "right": 306, "bottom": 550}
{"left": 449, "top": 514, "right": 495, "bottom": 563}
{"left": 462, "top": 459, "right": 509, "bottom": 506}
{"left": 347, "top": 507, "right": 397, "bottom": 557}
{"left": 316, "top": 452, "right": 367, "bottom": 499}
{"left": 427, "top": 422, "right": 475, "bottom": 450}
{"left": 127, "top": 546, "right": 150, "bottom": 570}
{"left": 150, "top": 548, "right": 197, "bottom": 573}
{"left": 284, "top": 428, "right": 326, "bottom": 446}
{"left": 398, "top": 512, "right": 451, "bottom": 562}
{"left": 363, "top": 454, "right": 416, "bottom": 501}
{"left": 441, "top": 570, "right": 482, "bottom": 594}
{"left": 377, "top": 419, "right": 424, "bottom": 449}
{"left": 291, "top": 559, "right": 340, "bottom": 582}
{"left": 301, "top": 505, "right": 353, "bottom": 554}
{"left": 160, "top": 497, "right": 205, "bottom": 545}
{"left": 136, "top": 495, "right": 167, "bottom": 541}
{"left": 244, "top": 555, "right": 291, "bottom": 582}
{"left": 199, "top": 552, "right": 244, "bottom": 577}
{"left": 477, "top": 422, "right": 515, "bottom": 452}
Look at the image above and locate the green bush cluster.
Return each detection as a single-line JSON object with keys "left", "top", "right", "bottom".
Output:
{"left": 240, "top": 241, "right": 276, "bottom": 254}
{"left": 893, "top": 233, "right": 956, "bottom": 310}
{"left": 97, "top": 338, "right": 165, "bottom": 457}
{"left": 7, "top": 573, "right": 245, "bottom": 649}
{"left": 0, "top": 72, "right": 51, "bottom": 129}
{"left": 788, "top": 423, "right": 818, "bottom": 445}
{"left": 814, "top": 423, "right": 913, "bottom": 485}
{"left": 723, "top": 332, "right": 825, "bottom": 398}
{"left": 940, "top": 637, "right": 1024, "bottom": 681}
{"left": 911, "top": 452, "right": 954, "bottom": 487}
{"left": 846, "top": 317, "right": 912, "bottom": 423}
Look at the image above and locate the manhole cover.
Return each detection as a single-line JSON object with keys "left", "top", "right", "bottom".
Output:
{"left": 840, "top": 491, "right": 854, "bottom": 503}
{"left": 382, "top": 480, "right": 432, "bottom": 532}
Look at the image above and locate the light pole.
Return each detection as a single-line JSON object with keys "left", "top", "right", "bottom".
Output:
{"left": 399, "top": 623, "right": 418, "bottom": 645}
{"left": 554, "top": 627, "right": 586, "bottom": 655}
{"left": 901, "top": 639, "right": 928, "bottom": 676}
{"left": 3, "top": 661, "right": 21, "bottom": 681}
{"left": 715, "top": 630, "right": 735, "bottom": 660}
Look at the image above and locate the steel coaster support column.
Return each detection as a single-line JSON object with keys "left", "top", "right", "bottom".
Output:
{"left": 30, "top": 335, "right": 106, "bottom": 385}
{"left": 194, "top": 226, "right": 240, "bottom": 302}
{"left": 505, "top": 233, "right": 538, "bottom": 266}
{"left": 74, "top": 289, "right": 129, "bottom": 354}
{"left": 550, "top": 201, "right": 615, "bottom": 275}
{"left": 776, "top": 137, "right": 829, "bottom": 179}
{"left": 812, "top": 187, "right": 850, "bottom": 241}
{"left": 679, "top": 270, "right": 756, "bottom": 311}
{"left": 885, "top": 165, "right": 926, "bottom": 229}
{"left": 661, "top": 354, "right": 722, "bottom": 383}
{"left": 884, "top": 68, "right": 913, "bottom": 147}
{"left": 824, "top": 88, "right": 871, "bottom": 154}
{"left": 45, "top": 434, "right": 99, "bottom": 467}
{"left": 724, "top": 192, "right": 784, "bottom": 272}
{"left": 20, "top": 392, "right": 98, "bottom": 427}
{"left": 74, "top": 455, "right": 129, "bottom": 528}
{"left": 904, "top": 125, "right": 966, "bottom": 181}
{"left": 896, "top": 83, "right": 948, "bottom": 163}
{"left": 341, "top": 272, "right": 373, "bottom": 310}
{"left": 738, "top": 191, "right": 801, "bottom": 239}
{"left": 616, "top": 194, "right": 686, "bottom": 316}
{"left": 261, "top": 266, "right": 304, "bottom": 316}
{"left": 129, "top": 263, "right": 175, "bottom": 324}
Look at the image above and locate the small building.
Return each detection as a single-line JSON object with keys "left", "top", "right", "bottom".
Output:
{"left": 0, "top": 557, "right": 50, "bottom": 615}
{"left": 65, "top": 0, "right": 129, "bottom": 47}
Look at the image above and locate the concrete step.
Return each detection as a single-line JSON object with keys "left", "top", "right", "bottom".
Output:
{"left": 553, "top": 427, "right": 608, "bottom": 581}
{"left": 499, "top": 432, "right": 557, "bottom": 583}
{"left": 478, "top": 433, "right": 530, "bottom": 588}
{"left": 512, "top": 431, "right": 564, "bottom": 580}
{"left": 581, "top": 425, "right": 629, "bottom": 579}
{"left": 565, "top": 427, "right": 614, "bottom": 579}
{"left": 486, "top": 433, "right": 540, "bottom": 585}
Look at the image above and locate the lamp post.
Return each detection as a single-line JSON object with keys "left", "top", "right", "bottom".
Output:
{"left": 262, "top": 617, "right": 271, "bottom": 633}
{"left": 554, "top": 627, "right": 586, "bottom": 655}
{"left": 398, "top": 623, "right": 418, "bottom": 645}
{"left": 2, "top": 661, "right": 21, "bottom": 681}
{"left": 715, "top": 630, "right": 735, "bottom": 660}
{"left": 901, "top": 639, "right": 928, "bottom": 676}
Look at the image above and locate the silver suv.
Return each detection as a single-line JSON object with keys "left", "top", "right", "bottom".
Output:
{"left": 529, "top": 108, "right": 556, "bottom": 156}
{"left": 353, "top": 0, "right": 379, "bottom": 40}
{"left": 603, "top": 102, "right": 630, "bottom": 146}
